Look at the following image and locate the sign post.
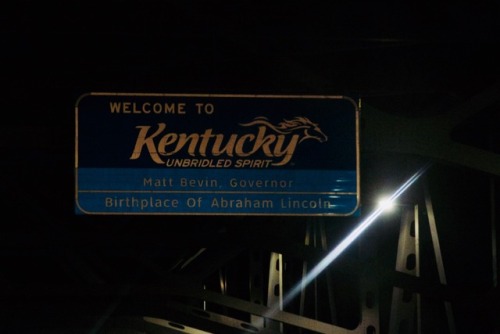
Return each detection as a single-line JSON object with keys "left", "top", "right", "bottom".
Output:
{"left": 75, "top": 93, "right": 359, "bottom": 216}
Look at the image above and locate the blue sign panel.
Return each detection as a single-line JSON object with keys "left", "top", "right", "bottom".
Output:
{"left": 75, "top": 93, "right": 359, "bottom": 216}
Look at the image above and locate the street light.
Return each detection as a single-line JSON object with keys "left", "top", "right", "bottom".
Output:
{"left": 377, "top": 195, "right": 397, "bottom": 213}
{"left": 264, "top": 161, "right": 433, "bottom": 319}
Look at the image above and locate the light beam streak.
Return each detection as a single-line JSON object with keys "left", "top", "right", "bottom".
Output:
{"left": 264, "top": 162, "right": 433, "bottom": 320}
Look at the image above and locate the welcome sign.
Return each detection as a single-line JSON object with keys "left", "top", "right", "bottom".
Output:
{"left": 75, "top": 93, "right": 359, "bottom": 216}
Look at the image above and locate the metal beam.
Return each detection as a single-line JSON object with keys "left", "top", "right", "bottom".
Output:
{"left": 362, "top": 84, "right": 500, "bottom": 176}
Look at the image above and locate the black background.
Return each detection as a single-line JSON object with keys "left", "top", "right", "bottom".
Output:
{"left": 2, "top": 2, "right": 500, "bottom": 333}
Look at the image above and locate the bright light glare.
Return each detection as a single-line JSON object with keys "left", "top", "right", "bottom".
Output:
{"left": 264, "top": 162, "right": 432, "bottom": 321}
{"left": 378, "top": 196, "right": 396, "bottom": 212}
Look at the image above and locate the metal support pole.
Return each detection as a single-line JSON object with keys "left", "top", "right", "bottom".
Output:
{"left": 249, "top": 250, "right": 266, "bottom": 327}
{"left": 249, "top": 249, "right": 284, "bottom": 331}
{"left": 267, "top": 252, "right": 283, "bottom": 332}
{"left": 358, "top": 225, "right": 380, "bottom": 334}
{"left": 300, "top": 219, "right": 337, "bottom": 324}
{"left": 424, "top": 182, "right": 457, "bottom": 334}
{"left": 389, "top": 205, "right": 421, "bottom": 334}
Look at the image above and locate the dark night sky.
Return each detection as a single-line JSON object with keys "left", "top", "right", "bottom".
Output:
{"left": 1, "top": 2, "right": 499, "bottom": 333}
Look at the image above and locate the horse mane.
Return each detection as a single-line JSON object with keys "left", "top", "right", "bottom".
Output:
{"left": 239, "top": 116, "right": 327, "bottom": 143}
{"left": 240, "top": 116, "right": 316, "bottom": 134}
{"left": 276, "top": 117, "right": 317, "bottom": 130}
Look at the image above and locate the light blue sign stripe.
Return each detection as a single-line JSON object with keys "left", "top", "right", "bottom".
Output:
{"left": 75, "top": 168, "right": 358, "bottom": 215}
{"left": 76, "top": 192, "right": 358, "bottom": 215}
{"left": 77, "top": 168, "right": 356, "bottom": 192}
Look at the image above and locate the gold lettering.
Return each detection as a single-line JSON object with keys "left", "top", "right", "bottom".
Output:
{"left": 176, "top": 133, "right": 200, "bottom": 156}
{"left": 123, "top": 102, "right": 131, "bottom": 113}
{"left": 164, "top": 103, "right": 176, "bottom": 114}
{"left": 157, "top": 133, "right": 177, "bottom": 155}
{"left": 272, "top": 135, "right": 299, "bottom": 166}
{"left": 212, "top": 134, "right": 237, "bottom": 157}
{"left": 129, "top": 123, "right": 167, "bottom": 164}
{"left": 129, "top": 122, "right": 311, "bottom": 166}
{"left": 234, "top": 133, "right": 256, "bottom": 157}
